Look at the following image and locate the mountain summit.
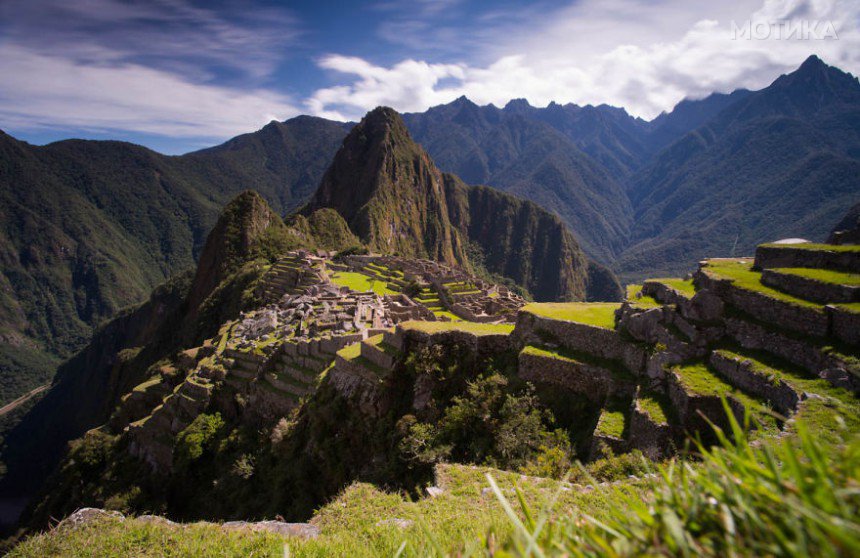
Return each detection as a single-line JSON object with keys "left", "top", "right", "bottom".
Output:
{"left": 306, "top": 107, "right": 466, "bottom": 265}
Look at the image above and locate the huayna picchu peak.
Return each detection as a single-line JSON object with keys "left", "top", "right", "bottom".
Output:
{"left": 1, "top": 22, "right": 859, "bottom": 554}
{"left": 305, "top": 106, "right": 621, "bottom": 303}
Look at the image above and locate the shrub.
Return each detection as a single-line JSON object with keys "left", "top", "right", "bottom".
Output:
{"left": 174, "top": 413, "right": 225, "bottom": 467}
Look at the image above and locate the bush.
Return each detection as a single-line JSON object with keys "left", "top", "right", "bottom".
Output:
{"left": 174, "top": 413, "right": 225, "bottom": 467}
{"left": 398, "top": 373, "right": 571, "bottom": 473}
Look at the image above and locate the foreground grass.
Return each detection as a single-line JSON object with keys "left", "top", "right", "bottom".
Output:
{"left": 521, "top": 302, "right": 620, "bottom": 329}
{"left": 11, "top": 410, "right": 859, "bottom": 557}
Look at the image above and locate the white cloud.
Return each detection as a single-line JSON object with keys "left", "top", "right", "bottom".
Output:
{"left": 308, "top": 0, "right": 860, "bottom": 120}
{"left": 0, "top": 45, "right": 301, "bottom": 138}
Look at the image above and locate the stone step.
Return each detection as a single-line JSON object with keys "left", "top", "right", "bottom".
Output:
{"left": 262, "top": 371, "right": 312, "bottom": 396}
{"left": 709, "top": 350, "right": 802, "bottom": 415}
{"left": 697, "top": 260, "right": 829, "bottom": 338}
{"left": 642, "top": 278, "right": 696, "bottom": 305}
{"left": 755, "top": 243, "right": 860, "bottom": 274}
{"left": 360, "top": 335, "right": 398, "bottom": 371}
{"left": 725, "top": 315, "right": 860, "bottom": 393}
{"left": 628, "top": 391, "right": 675, "bottom": 460}
{"left": 760, "top": 268, "right": 860, "bottom": 304}
{"left": 667, "top": 362, "right": 777, "bottom": 438}
{"left": 590, "top": 401, "right": 630, "bottom": 460}
{"left": 517, "top": 345, "right": 633, "bottom": 401}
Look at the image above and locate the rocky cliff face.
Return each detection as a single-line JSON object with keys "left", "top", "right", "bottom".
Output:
{"left": 306, "top": 107, "right": 467, "bottom": 265}
{"left": 307, "top": 107, "right": 621, "bottom": 302}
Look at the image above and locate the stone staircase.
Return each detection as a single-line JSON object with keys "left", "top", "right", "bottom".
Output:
{"left": 257, "top": 254, "right": 326, "bottom": 303}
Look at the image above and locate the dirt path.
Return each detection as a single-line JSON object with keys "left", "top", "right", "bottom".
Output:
{"left": 0, "top": 384, "right": 49, "bottom": 416}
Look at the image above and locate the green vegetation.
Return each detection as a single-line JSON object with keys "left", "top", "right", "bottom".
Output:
{"left": 625, "top": 284, "right": 660, "bottom": 308}
{"left": 400, "top": 321, "right": 514, "bottom": 336}
{"left": 329, "top": 271, "right": 398, "bottom": 295}
{"left": 773, "top": 267, "right": 860, "bottom": 285}
{"left": 759, "top": 242, "right": 860, "bottom": 253}
{"left": 712, "top": 347, "right": 860, "bottom": 444}
{"left": 703, "top": 259, "right": 823, "bottom": 309}
{"left": 637, "top": 391, "right": 672, "bottom": 425}
{"left": 398, "top": 373, "right": 571, "bottom": 475}
{"left": 595, "top": 408, "right": 626, "bottom": 439}
{"left": 649, "top": 277, "right": 697, "bottom": 297}
{"left": 672, "top": 362, "right": 778, "bottom": 432}
{"left": 522, "top": 302, "right": 620, "bottom": 329}
{"left": 13, "top": 411, "right": 859, "bottom": 557}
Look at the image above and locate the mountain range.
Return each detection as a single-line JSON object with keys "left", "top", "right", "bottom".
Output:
{"left": 0, "top": 54, "right": 858, "bottom": 411}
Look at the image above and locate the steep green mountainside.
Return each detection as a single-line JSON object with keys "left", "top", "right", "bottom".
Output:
{"left": 0, "top": 117, "right": 348, "bottom": 405}
{"left": 306, "top": 107, "right": 621, "bottom": 301}
{"left": 0, "top": 191, "right": 342, "bottom": 524}
{"left": 619, "top": 56, "right": 860, "bottom": 280}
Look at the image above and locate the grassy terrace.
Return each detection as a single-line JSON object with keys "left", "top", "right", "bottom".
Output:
{"left": 712, "top": 347, "right": 860, "bottom": 444}
{"left": 521, "top": 302, "right": 620, "bottom": 329}
{"left": 365, "top": 334, "right": 400, "bottom": 357}
{"left": 637, "top": 390, "right": 672, "bottom": 425}
{"left": 336, "top": 341, "right": 386, "bottom": 376}
{"left": 400, "top": 320, "right": 514, "bottom": 336}
{"left": 672, "top": 362, "right": 778, "bottom": 432}
{"left": 772, "top": 267, "right": 860, "bottom": 286}
{"left": 329, "top": 271, "right": 399, "bottom": 295}
{"left": 521, "top": 345, "right": 634, "bottom": 382}
{"left": 625, "top": 284, "right": 660, "bottom": 308}
{"left": 647, "top": 277, "right": 697, "bottom": 298}
{"left": 702, "top": 259, "right": 823, "bottom": 310}
{"left": 595, "top": 405, "right": 627, "bottom": 438}
{"left": 835, "top": 302, "right": 860, "bottom": 314}
{"left": 759, "top": 242, "right": 860, "bottom": 253}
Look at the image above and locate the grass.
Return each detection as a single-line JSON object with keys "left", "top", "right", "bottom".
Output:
{"left": 521, "top": 302, "right": 620, "bottom": 329}
{"left": 759, "top": 242, "right": 860, "bottom": 252}
{"left": 432, "top": 310, "right": 462, "bottom": 321}
{"left": 329, "top": 271, "right": 399, "bottom": 295}
{"left": 672, "top": 362, "right": 779, "bottom": 432}
{"left": 637, "top": 390, "right": 672, "bottom": 425}
{"left": 520, "top": 345, "right": 634, "bottom": 383}
{"left": 711, "top": 347, "right": 860, "bottom": 445}
{"left": 595, "top": 408, "right": 626, "bottom": 439}
{"left": 647, "top": 277, "right": 697, "bottom": 297}
{"left": 702, "top": 259, "right": 824, "bottom": 310}
{"left": 400, "top": 321, "right": 515, "bottom": 336}
{"left": 625, "top": 284, "right": 661, "bottom": 308}
{"left": 18, "top": 411, "right": 859, "bottom": 557}
{"left": 335, "top": 342, "right": 362, "bottom": 360}
{"left": 8, "top": 462, "right": 645, "bottom": 557}
{"left": 772, "top": 267, "right": 860, "bottom": 286}
{"left": 132, "top": 376, "right": 162, "bottom": 393}
{"left": 521, "top": 345, "right": 581, "bottom": 364}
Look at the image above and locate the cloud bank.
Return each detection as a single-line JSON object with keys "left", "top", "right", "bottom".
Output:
{"left": 309, "top": 0, "right": 860, "bottom": 121}
{"left": 0, "top": 0, "right": 857, "bottom": 146}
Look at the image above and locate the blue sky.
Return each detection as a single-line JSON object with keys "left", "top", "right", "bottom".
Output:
{"left": 0, "top": 0, "right": 857, "bottom": 154}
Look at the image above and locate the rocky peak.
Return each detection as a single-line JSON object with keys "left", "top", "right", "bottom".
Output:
{"left": 305, "top": 106, "right": 466, "bottom": 265}
{"left": 187, "top": 190, "right": 287, "bottom": 310}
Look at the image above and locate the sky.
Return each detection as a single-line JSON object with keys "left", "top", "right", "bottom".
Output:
{"left": 0, "top": 0, "right": 857, "bottom": 154}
